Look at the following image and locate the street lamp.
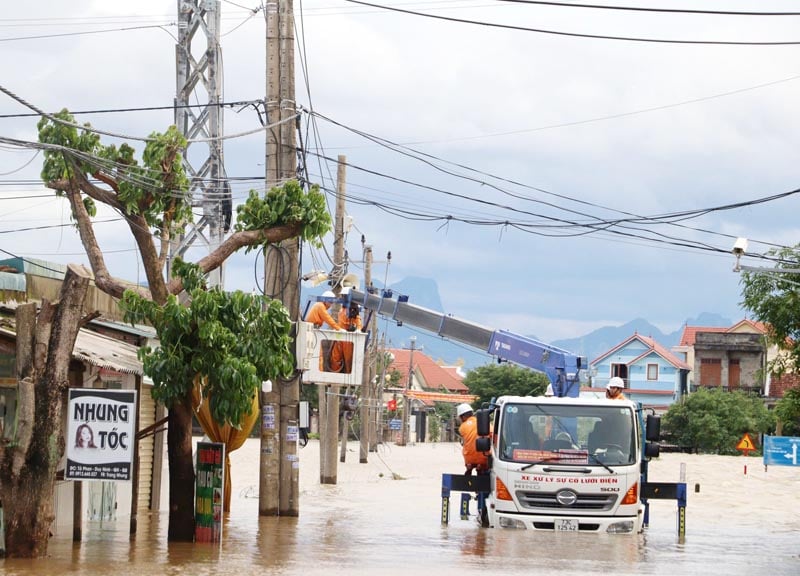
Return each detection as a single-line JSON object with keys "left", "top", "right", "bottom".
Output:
{"left": 732, "top": 238, "right": 800, "bottom": 285}
{"left": 732, "top": 237, "right": 748, "bottom": 272}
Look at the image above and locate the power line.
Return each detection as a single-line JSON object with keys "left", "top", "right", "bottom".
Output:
{"left": 0, "top": 99, "right": 267, "bottom": 119}
{"left": 495, "top": 0, "right": 800, "bottom": 17}
{"left": 0, "top": 23, "right": 175, "bottom": 43}
{"left": 342, "top": 0, "right": 800, "bottom": 45}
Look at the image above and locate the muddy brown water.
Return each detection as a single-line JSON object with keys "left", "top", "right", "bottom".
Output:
{"left": 2, "top": 439, "right": 799, "bottom": 575}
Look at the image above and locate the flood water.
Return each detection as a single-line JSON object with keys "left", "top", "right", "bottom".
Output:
{"left": 3, "top": 438, "right": 799, "bottom": 575}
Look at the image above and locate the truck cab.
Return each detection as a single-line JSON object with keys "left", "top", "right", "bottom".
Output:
{"left": 478, "top": 395, "right": 651, "bottom": 534}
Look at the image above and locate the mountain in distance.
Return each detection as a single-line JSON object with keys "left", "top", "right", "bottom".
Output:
{"left": 550, "top": 312, "right": 732, "bottom": 364}
{"left": 301, "top": 276, "right": 734, "bottom": 372}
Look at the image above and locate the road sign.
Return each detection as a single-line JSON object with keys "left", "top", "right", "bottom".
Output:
{"left": 762, "top": 435, "right": 800, "bottom": 467}
{"left": 735, "top": 433, "right": 756, "bottom": 453}
{"left": 388, "top": 418, "right": 402, "bottom": 431}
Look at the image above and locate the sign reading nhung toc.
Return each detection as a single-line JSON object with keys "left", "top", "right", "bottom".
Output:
{"left": 66, "top": 388, "right": 137, "bottom": 481}
{"left": 195, "top": 441, "right": 225, "bottom": 543}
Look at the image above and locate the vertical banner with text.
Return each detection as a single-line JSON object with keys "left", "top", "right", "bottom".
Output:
{"left": 66, "top": 388, "right": 136, "bottom": 481}
{"left": 195, "top": 441, "right": 225, "bottom": 543}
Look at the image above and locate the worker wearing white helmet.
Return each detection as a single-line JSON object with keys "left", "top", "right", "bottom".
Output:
{"left": 456, "top": 403, "right": 488, "bottom": 475}
{"left": 305, "top": 290, "right": 342, "bottom": 331}
{"left": 606, "top": 377, "right": 627, "bottom": 400}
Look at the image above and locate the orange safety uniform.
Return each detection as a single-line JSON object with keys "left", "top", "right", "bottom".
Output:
{"left": 459, "top": 415, "right": 489, "bottom": 472}
{"left": 329, "top": 308, "right": 362, "bottom": 373}
{"left": 305, "top": 301, "right": 342, "bottom": 330}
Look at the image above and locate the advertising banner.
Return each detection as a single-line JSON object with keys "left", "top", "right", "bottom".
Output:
{"left": 195, "top": 441, "right": 225, "bottom": 543}
{"left": 66, "top": 388, "right": 136, "bottom": 481}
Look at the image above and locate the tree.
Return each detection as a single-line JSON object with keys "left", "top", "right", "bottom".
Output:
{"left": 0, "top": 110, "right": 330, "bottom": 556}
{"left": 661, "top": 388, "right": 774, "bottom": 454}
{"left": 462, "top": 363, "right": 549, "bottom": 408}
{"left": 740, "top": 244, "right": 800, "bottom": 375}
{"left": 0, "top": 265, "right": 92, "bottom": 558}
{"left": 774, "top": 386, "right": 800, "bottom": 436}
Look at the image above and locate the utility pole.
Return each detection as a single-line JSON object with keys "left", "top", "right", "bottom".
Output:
{"left": 173, "top": 0, "right": 230, "bottom": 288}
{"left": 399, "top": 336, "right": 416, "bottom": 446}
{"left": 260, "top": 0, "right": 299, "bottom": 516}
{"left": 359, "top": 242, "right": 374, "bottom": 463}
{"left": 320, "top": 155, "right": 347, "bottom": 483}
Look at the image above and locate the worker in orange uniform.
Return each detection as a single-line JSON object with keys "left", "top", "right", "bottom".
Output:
{"left": 606, "top": 377, "right": 627, "bottom": 400}
{"left": 304, "top": 290, "right": 342, "bottom": 371}
{"left": 329, "top": 301, "right": 362, "bottom": 374}
{"left": 305, "top": 290, "right": 342, "bottom": 330}
{"left": 456, "top": 402, "right": 490, "bottom": 522}
{"left": 456, "top": 403, "right": 488, "bottom": 475}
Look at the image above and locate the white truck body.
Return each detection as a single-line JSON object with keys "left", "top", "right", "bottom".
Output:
{"left": 482, "top": 395, "right": 645, "bottom": 534}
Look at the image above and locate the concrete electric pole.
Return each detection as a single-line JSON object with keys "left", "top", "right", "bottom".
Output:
{"left": 320, "top": 155, "right": 347, "bottom": 482}
{"left": 359, "top": 242, "right": 374, "bottom": 463}
{"left": 260, "top": 0, "right": 300, "bottom": 516}
{"left": 399, "top": 337, "right": 416, "bottom": 446}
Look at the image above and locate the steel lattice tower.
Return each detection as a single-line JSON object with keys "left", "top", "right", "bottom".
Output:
{"left": 172, "top": 0, "right": 231, "bottom": 288}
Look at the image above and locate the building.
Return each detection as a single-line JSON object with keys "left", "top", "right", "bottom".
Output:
{"left": 673, "top": 319, "right": 795, "bottom": 400}
{"left": 588, "top": 333, "right": 690, "bottom": 412}
{"left": 0, "top": 258, "right": 164, "bottom": 535}
{"left": 384, "top": 347, "right": 475, "bottom": 442}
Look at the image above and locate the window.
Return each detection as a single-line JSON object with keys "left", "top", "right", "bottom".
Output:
{"left": 647, "top": 363, "right": 659, "bottom": 381}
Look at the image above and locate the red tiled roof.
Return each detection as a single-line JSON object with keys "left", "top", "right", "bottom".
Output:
{"left": 678, "top": 319, "right": 768, "bottom": 346}
{"left": 387, "top": 348, "right": 469, "bottom": 393}
{"left": 636, "top": 334, "right": 691, "bottom": 370}
{"left": 592, "top": 333, "right": 689, "bottom": 370}
{"left": 678, "top": 326, "right": 727, "bottom": 346}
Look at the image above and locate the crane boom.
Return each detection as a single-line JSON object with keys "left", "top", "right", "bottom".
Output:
{"left": 347, "top": 288, "right": 587, "bottom": 397}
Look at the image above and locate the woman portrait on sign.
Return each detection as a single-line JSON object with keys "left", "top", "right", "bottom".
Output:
{"left": 75, "top": 423, "right": 98, "bottom": 448}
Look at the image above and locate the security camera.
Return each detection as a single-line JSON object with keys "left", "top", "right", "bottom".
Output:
{"left": 732, "top": 237, "right": 748, "bottom": 255}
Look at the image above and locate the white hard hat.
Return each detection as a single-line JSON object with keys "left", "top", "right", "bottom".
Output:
{"left": 456, "top": 403, "right": 473, "bottom": 417}
{"left": 544, "top": 384, "right": 554, "bottom": 397}
{"left": 607, "top": 377, "right": 625, "bottom": 390}
{"left": 322, "top": 290, "right": 335, "bottom": 298}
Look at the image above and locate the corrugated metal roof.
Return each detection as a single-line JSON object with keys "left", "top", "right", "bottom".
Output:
{"left": 90, "top": 318, "right": 156, "bottom": 339}
{"left": 0, "top": 313, "right": 143, "bottom": 376}
{"left": 73, "top": 328, "right": 143, "bottom": 375}
{"left": 0, "top": 257, "right": 67, "bottom": 280}
{"left": 0, "top": 271, "right": 26, "bottom": 292}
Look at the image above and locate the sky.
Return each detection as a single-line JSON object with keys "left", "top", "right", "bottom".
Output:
{"left": 1, "top": 1, "right": 800, "bottom": 345}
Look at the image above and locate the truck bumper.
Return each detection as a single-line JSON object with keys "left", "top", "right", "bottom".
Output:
{"left": 490, "top": 507, "right": 644, "bottom": 534}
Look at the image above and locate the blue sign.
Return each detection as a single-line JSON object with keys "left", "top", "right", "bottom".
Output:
{"left": 762, "top": 436, "right": 800, "bottom": 467}
{"left": 388, "top": 418, "right": 402, "bottom": 431}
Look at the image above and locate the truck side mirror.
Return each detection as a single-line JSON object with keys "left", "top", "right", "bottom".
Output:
{"left": 645, "top": 442, "right": 660, "bottom": 458}
{"left": 476, "top": 408, "right": 490, "bottom": 436}
{"left": 645, "top": 415, "right": 661, "bottom": 442}
{"left": 476, "top": 437, "right": 491, "bottom": 453}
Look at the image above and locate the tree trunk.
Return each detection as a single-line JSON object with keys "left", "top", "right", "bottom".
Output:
{"left": 167, "top": 393, "right": 196, "bottom": 541}
{"left": 0, "top": 264, "right": 91, "bottom": 558}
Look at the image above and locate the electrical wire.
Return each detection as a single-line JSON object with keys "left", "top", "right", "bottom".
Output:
{"left": 0, "top": 23, "right": 176, "bottom": 43}
{"left": 494, "top": 0, "right": 800, "bottom": 17}
{"left": 342, "top": 0, "right": 800, "bottom": 45}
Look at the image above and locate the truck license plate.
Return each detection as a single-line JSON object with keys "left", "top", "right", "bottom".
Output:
{"left": 555, "top": 519, "right": 579, "bottom": 532}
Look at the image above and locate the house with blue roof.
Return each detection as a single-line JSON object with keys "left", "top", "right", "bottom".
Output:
{"left": 585, "top": 332, "right": 691, "bottom": 412}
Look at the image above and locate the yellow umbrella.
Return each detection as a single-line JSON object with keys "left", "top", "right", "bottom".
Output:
{"left": 191, "top": 376, "right": 259, "bottom": 512}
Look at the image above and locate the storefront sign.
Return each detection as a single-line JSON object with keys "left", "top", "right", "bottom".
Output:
{"left": 66, "top": 388, "right": 136, "bottom": 481}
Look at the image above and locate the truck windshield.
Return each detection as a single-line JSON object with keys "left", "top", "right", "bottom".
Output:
{"left": 498, "top": 403, "right": 636, "bottom": 467}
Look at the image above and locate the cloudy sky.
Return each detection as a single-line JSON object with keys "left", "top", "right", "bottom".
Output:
{"left": 2, "top": 1, "right": 800, "bottom": 344}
